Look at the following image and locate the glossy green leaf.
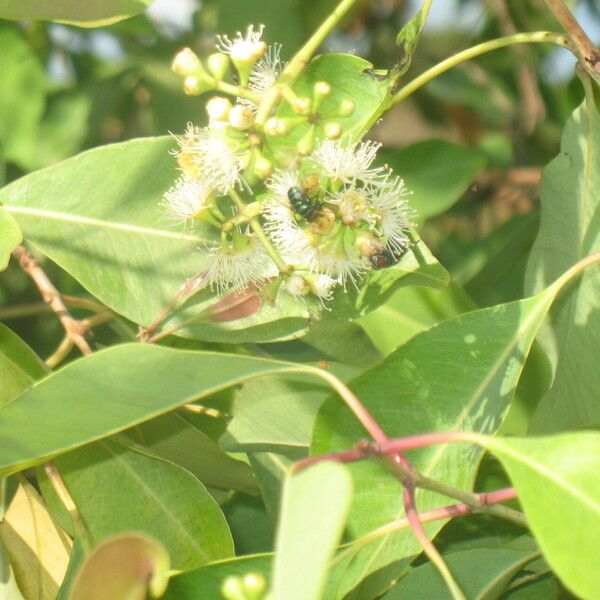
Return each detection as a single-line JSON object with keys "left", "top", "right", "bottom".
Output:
{"left": 0, "top": 138, "right": 445, "bottom": 343}
{"left": 525, "top": 95, "right": 600, "bottom": 432}
{"left": 0, "top": 0, "right": 152, "bottom": 26}
{"left": 466, "top": 432, "right": 600, "bottom": 600}
{"left": 163, "top": 554, "right": 272, "bottom": 600}
{"left": 0, "top": 344, "right": 329, "bottom": 477}
{"left": 0, "top": 208, "right": 21, "bottom": 272}
{"left": 313, "top": 279, "right": 566, "bottom": 598}
{"left": 381, "top": 140, "right": 486, "bottom": 223}
{"left": 0, "top": 24, "right": 46, "bottom": 169}
{"left": 268, "top": 53, "right": 388, "bottom": 154}
{"left": 125, "top": 412, "right": 258, "bottom": 495}
{"left": 221, "top": 363, "right": 358, "bottom": 453}
{"left": 69, "top": 533, "right": 169, "bottom": 600}
{"left": 272, "top": 462, "right": 353, "bottom": 600}
{"left": 383, "top": 548, "right": 539, "bottom": 600}
{"left": 40, "top": 440, "right": 233, "bottom": 571}
{"left": 0, "top": 323, "right": 48, "bottom": 408}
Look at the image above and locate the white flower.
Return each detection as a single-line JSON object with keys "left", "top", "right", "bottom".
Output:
{"left": 327, "top": 184, "right": 379, "bottom": 227}
{"left": 368, "top": 174, "right": 413, "bottom": 252}
{"left": 310, "top": 274, "right": 338, "bottom": 300}
{"left": 312, "top": 139, "right": 386, "bottom": 184}
{"left": 264, "top": 170, "right": 366, "bottom": 286}
{"left": 198, "top": 236, "right": 275, "bottom": 294}
{"left": 216, "top": 24, "right": 266, "bottom": 62}
{"left": 172, "top": 123, "right": 245, "bottom": 194}
{"left": 162, "top": 176, "right": 214, "bottom": 223}
{"left": 249, "top": 43, "right": 282, "bottom": 94}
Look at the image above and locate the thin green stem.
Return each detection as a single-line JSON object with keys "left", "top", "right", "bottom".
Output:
{"left": 392, "top": 31, "right": 572, "bottom": 107}
{"left": 213, "top": 79, "right": 261, "bottom": 103}
{"left": 256, "top": 0, "right": 360, "bottom": 124}
{"left": 228, "top": 189, "right": 290, "bottom": 273}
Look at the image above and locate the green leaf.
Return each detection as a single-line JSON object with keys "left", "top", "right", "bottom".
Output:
{"left": 221, "top": 363, "right": 359, "bottom": 453}
{"left": 124, "top": 412, "right": 258, "bottom": 495}
{"left": 465, "top": 432, "right": 600, "bottom": 600}
{"left": 272, "top": 462, "right": 353, "bottom": 600}
{"left": 69, "top": 533, "right": 169, "bottom": 600}
{"left": 0, "top": 208, "right": 21, "bottom": 272}
{"left": 312, "top": 280, "right": 566, "bottom": 598}
{"left": 359, "top": 283, "right": 476, "bottom": 355}
{"left": 39, "top": 440, "right": 233, "bottom": 571}
{"left": 0, "top": 0, "right": 152, "bottom": 26}
{"left": 391, "top": 0, "right": 433, "bottom": 85}
{"left": 0, "top": 137, "right": 445, "bottom": 343}
{"left": 0, "top": 343, "right": 327, "bottom": 477}
{"left": 382, "top": 548, "right": 540, "bottom": 600}
{"left": 525, "top": 95, "right": 600, "bottom": 432}
{"left": 0, "top": 323, "right": 48, "bottom": 408}
{"left": 381, "top": 140, "right": 486, "bottom": 223}
{"left": 268, "top": 53, "right": 388, "bottom": 154}
{"left": 163, "top": 554, "right": 272, "bottom": 600}
{"left": 0, "top": 24, "right": 46, "bottom": 169}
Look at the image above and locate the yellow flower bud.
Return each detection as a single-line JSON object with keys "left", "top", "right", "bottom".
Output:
{"left": 229, "top": 104, "right": 255, "bottom": 130}
{"left": 206, "top": 96, "right": 232, "bottom": 121}
{"left": 324, "top": 122, "right": 342, "bottom": 140}
{"left": 338, "top": 98, "right": 355, "bottom": 117}
{"left": 206, "top": 52, "right": 230, "bottom": 80}
{"left": 264, "top": 117, "right": 288, "bottom": 137}
{"left": 171, "top": 47, "right": 202, "bottom": 76}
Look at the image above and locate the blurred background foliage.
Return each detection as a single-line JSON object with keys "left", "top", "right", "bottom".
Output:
{"left": 1, "top": 0, "right": 599, "bottom": 359}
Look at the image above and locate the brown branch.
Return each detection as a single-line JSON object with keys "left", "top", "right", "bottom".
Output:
{"left": 543, "top": 0, "right": 600, "bottom": 75}
{"left": 12, "top": 245, "right": 92, "bottom": 357}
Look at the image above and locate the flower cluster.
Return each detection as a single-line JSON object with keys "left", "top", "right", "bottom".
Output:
{"left": 162, "top": 24, "right": 413, "bottom": 307}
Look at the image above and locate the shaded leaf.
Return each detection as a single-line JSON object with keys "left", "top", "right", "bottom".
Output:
{"left": 0, "top": 323, "right": 48, "bottom": 408}
{"left": 0, "top": 0, "right": 152, "bottom": 27}
{"left": 39, "top": 440, "right": 233, "bottom": 571}
{"left": 525, "top": 95, "right": 600, "bottom": 432}
{"left": 0, "top": 208, "right": 21, "bottom": 272}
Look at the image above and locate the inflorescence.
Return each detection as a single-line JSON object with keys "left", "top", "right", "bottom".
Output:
{"left": 165, "top": 25, "right": 414, "bottom": 306}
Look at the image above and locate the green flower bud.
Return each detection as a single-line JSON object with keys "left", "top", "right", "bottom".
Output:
{"left": 296, "top": 126, "right": 315, "bottom": 156}
{"left": 183, "top": 75, "right": 212, "bottom": 96}
{"left": 312, "top": 80, "right": 332, "bottom": 112}
{"left": 324, "top": 122, "right": 342, "bottom": 140}
{"left": 242, "top": 573, "right": 267, "bottom": 599}
{"left": 292, "top": 96, "right": 311, "bottom": 116}
{"left": 206, "top": 96, "right": 232, "bottom": 122}
{"left": 171, "top": 47, "right": 203, "bottom": 76}
{"left": 263, "top": 117, "right": 288, "bottom": 137}
{"left": 229, "top": 104, "right": 255, "bottom": 130}
{"left": 338, "top": 98, "right": 355, "bottom": 117}
{"left": 207, "top": 52, "right": 230, "bottom": 80}
{"left": 221, "top": 576, "right": 246, "bottom": 600}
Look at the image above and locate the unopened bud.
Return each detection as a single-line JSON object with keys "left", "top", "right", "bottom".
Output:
{"left": 286, "top": 274, "right": 310, "bottom": 297}
{"left": 324, "top": 122, "right": 342, "bottom": 140}
{"left": 264, "top": 117, "right": 287, "bottom": 137}
{"left": 243, "top": 573, "right": 267, "bottom": 599}
{"left": 338, "top": 98, "right": 355, "bottom": 117}
{"left": 229, "top": 104, "right": 255, "bottom": 130}
{"left": 221, "top": 576, "right": 246, "bottom": 600}
{"left": 312, "top": 81, "right": 332, "bottom": 112}
{"left": 292, "top": 96, "right": 311, "bottom": 116}
{"left": 183, "top": 75, "right": 211, "bottom": 96}
{"left": 172, "top": 47, "right": 202, "bottom": 76}
{"left": 355, "top": 231, "right": 382, "bottom": 257}
{"left": 206, "top": 96, "right": 232, "bottom": 121}
{"left": 206, "top": 52, "right": 230, "bottom": 80}
{"left": 253, "top": 151, "right": 273, "bottom": 179}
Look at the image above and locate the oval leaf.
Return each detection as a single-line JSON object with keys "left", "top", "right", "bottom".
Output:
{"left": 272, "top": 462, "right": 353, "bottom": 600}
{"left": 465, "top": 432, "right": 600, "bottom": 600}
